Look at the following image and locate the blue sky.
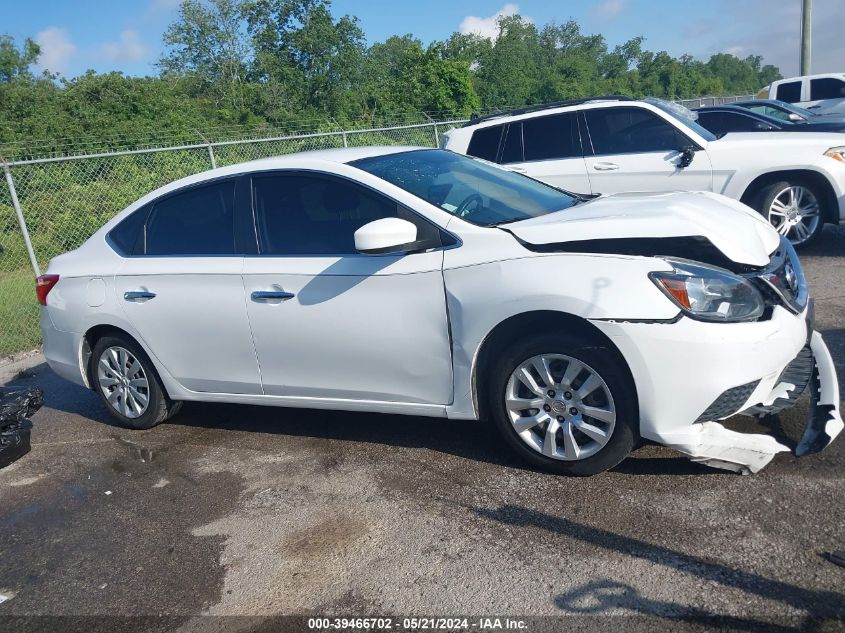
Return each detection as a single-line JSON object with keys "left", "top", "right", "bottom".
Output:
{"left": 2, "top": 0, "right": 843, "bottom": 80}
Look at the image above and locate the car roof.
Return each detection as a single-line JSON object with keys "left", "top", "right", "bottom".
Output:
{"left": 109, "top": 146, "right": 430, "bottom": 218}
{"left": 461, "top": 95, "right": 636, "bottom": 128}
{"left": 732, "top": 99, "right": 782, "bottom": 107}
{"left": 696, "top": 105, "right": 784, "bottom": 123}
{"left": 775, "top": 72, "right": 845, "bottom": 82}
{"left": 239, "top": 145, "right": 425, "bottom": 168}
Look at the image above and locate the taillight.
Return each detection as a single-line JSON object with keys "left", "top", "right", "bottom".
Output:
{"left": 36, "top": 274, "right": 60, "bottom": 306}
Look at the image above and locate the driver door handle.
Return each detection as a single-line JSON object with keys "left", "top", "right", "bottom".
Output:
{"left": 593, "top": 162, "right": 619, "bottom": 171}
{"left": 124, "top": 291, "right": 156, "bottom": 301}
{"left": 251, "top": 290, "right": 295, "bottom": 302}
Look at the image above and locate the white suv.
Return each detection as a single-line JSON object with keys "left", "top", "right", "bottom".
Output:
{"left": 442, "top": 97, "right": 845, "bottom": 247}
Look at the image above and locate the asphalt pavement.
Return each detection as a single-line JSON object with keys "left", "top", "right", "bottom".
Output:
{"left": 1, "top": 226, "right": 844, "bottom": 633}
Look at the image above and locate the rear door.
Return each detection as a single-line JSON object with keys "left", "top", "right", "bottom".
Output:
{"left": 115, "top": 178, "right": 262, "bottom": 395}
{"left": 498, "top": 112, "right": 592, "bottom": 194}
{"left": 805, "top": 77, "right": 845, "bottom": 111}
{"left": 581, "top": 106, "right": 713, "bottom": 194}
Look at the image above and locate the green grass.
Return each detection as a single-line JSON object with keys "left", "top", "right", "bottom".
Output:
{"left": 0, "top": 269, "right": 41, "bottom": 357}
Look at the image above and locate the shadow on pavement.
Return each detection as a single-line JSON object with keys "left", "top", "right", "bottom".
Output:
{"left": 469, "top": 504, "right": 845, "bottom": 624}
{"left": 553, "top": 580, "right": 817, "bottom": 632}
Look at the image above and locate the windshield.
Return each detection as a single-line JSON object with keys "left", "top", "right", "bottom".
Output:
{"left": 741, "top": 100, "right": 814, "bottom": 122}
{"left": 644, "top": 97, "right": 717, "bottom": 142}
{"left": 350, "top": 149, "right": 580, "bottom": 226}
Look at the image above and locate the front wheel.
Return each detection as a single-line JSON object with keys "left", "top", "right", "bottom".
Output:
{"left": 487, "top": 333, "right": 638, "bottom": 476}
{"left": 754, "top": 180, "right": 825, "bottom": 248}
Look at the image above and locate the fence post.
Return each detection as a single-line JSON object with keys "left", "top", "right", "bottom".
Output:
{"left": 342, "top": 131, "right": 348, "bottom": 148}
{"left": 207, "top": 144, "right": 217, "bottom": 169}
{"left": 432, "top": 122, "right": 439, "bottom": 147}
{"left": 3, "top": 164, "right": 41, "bottom": 277}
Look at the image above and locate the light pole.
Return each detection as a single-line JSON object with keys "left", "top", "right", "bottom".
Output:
{"left": 800, "top": 0, "right": 812, "bottom": 75}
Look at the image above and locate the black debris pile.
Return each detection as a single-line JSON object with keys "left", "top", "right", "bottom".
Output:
{"left": 0, "top": 386, "right": 42, "bottom": 469}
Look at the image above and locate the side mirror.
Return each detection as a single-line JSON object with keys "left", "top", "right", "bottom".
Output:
{"left": 787, "top": 113, "right": 804, "bottom": 122}
{"left": 354, "top": 218, "right": 419, "bottom": 255}
{"left": 678, "top": 146, "right": 697, "bottom": 168}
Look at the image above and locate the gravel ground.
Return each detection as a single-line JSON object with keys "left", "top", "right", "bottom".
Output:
{"left": 1, "top": 226, "right": 844, "bottom": 633}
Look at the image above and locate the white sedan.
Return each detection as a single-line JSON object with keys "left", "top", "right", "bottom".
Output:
{"left": 38, "top": 147, "right": 843, "bottom": 475}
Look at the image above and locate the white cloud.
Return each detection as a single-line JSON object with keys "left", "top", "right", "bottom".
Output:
{"left": 459, "top": 4, "right": 523, "bottom": 40}
{"left": 35, "top": 27, "right": 77, "bottom": 75}
{"left": 146, "top": 0, "right": 182, "bottom": 16}
{"left": 595, "top": 0, "right": 628, "bottom": 19}
{"left": 100, "top": 30, "right": 148, "bottom": 63}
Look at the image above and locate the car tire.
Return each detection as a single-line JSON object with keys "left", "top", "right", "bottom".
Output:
{"left": 486, "top": 332, "right": 638, "bottom": 476}
{"left": 91, "top": 335, "right": 181, "bottom": 430}
{"left": 753, "top": 180, "right": 825, "bottom": 248}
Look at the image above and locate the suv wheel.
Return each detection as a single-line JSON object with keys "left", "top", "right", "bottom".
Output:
{"left": 91, "top": 335, "right": 182, "bottom": 430}
{"left": 755, "top": 180, "right": 824, "bottom": 248}
{"left": 487, "top": 332, "right": 638, "bottom": 476}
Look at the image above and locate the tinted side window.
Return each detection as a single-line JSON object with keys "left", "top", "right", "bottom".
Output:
{"left": 466, "top": 124, "right": 503, "bottom": 161}
{"left": 499, "top": 123, "right": 523, "bottom": 163}
{"left": 584, "top": 107, "right": 684, "bottom": 155}
{"left": 108, "top": 205, "right": 148, "bottom": 255}
{"left": 776, "top": 81, "right": 802, "bottom": 103}
{"left": 522, "top": 113, "right": 580, "bottom": 161}
{"left": 252, "top": 174, "right": 440, "bottom": 256}
{"left": 145, "top": 180, "right": 236, "bottom": 256}
{"left": 697, "top": 111, "right": 753, "bottom": 136}
{"left": 810, "top": 78, "right": 845, "bottom": 100}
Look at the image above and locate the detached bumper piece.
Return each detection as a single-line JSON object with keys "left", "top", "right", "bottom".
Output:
{"left": 796, "top": 331, "right": 844, "bottom": 456}
{"left": 0, "top": 387, "right": 42, "bottom": 469}
{"left": 668, "top": 331, "right": 842, "bottom": 475}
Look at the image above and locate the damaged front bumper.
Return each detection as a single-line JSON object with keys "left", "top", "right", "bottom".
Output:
{"left": 666, "top": 331, "right": 843, "bottom": 474}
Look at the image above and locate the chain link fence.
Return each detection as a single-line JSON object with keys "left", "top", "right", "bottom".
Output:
{"left": 0, "top": 120, "right": 466, "bottom": 360}
{"left": 0, "top": 94, "right": 755, "bottom": 361}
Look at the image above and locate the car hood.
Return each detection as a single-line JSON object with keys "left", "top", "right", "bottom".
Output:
{"left": 505, "top": 191, "right": 780, "bottom": 268}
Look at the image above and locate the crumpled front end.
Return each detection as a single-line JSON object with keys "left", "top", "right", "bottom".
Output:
{"left": 665, "top": 331, "right": 843, "bottom": 474}
{"left": 592, "top": 304, "right": 842, "bottom": 475}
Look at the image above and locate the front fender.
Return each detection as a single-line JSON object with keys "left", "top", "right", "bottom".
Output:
{"left": 443, "top": 253, "right": 675, "bottom": 419}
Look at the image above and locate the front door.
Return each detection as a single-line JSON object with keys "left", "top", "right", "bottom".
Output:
{"left": 581, "top": 106, "right": 713, "bottom": 195}
{"left": 242, "top": 172, "right": 453, "bottom": 405}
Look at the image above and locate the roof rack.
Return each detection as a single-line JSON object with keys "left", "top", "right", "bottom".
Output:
{"left": 463, "top": 95, "right": 637, "bottom": 127}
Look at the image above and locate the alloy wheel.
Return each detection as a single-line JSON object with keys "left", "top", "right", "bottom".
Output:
{"left": 97, "top": 346, "right": 150, "bottom": 419}
{"left": 767, "top": 185, "right": 821, "bottom": 246}
{"left": 505, "top": 354, "right": 616, "bottom": 461}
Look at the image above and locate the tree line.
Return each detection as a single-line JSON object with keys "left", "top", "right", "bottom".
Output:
{"left": 0, "top": 0, "right": 781, "bottom": 157}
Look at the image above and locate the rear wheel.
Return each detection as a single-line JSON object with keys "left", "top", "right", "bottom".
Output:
{"left": 487, "top": 332, "right": 638, "bottom": 476}
{"left": 91, "top": 335, "right": 181, "bottom": 430}
{"left": 754, "top": 180, "right": 825, "bottom": 248}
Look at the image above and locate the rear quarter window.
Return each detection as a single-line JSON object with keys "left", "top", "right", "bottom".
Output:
{"left": 466, "top": 124, "right": 503, "bottom": 162}
{"left": 107, "top": 205, "right": 148, "bottom": 256}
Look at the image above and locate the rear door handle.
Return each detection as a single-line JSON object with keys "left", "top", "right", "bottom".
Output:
{"left": 251, "top": 290, "right": 295, "bottom": 302}
{"left": 124, "top": 291, "right": 156, "bottom": 301}
{"left": 592, "top": 162, "right": 619, "bottom": 171}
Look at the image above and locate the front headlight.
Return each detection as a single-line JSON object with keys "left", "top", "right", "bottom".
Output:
{"left": 650, "top": 261, "right": 765, "bottom": 322}
{"left": 824, "top": 146, "right": 845, "bottom": 163}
